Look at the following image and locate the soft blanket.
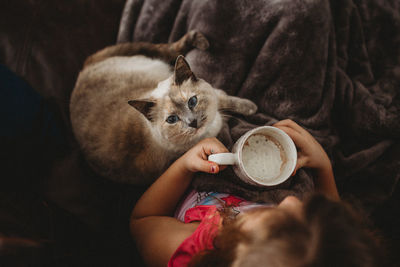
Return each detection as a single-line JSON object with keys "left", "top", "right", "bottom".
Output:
{"left": 117, "top": 0, "right": 400, "bottom": 209}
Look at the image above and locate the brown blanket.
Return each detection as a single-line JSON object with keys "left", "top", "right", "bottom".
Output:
{"left": 117, "top": 0, "right": 400, "bottom": 208}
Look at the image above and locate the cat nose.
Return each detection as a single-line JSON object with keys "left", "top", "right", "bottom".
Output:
{"left": 189, "top": 119, "right": 198, "bottom": 128}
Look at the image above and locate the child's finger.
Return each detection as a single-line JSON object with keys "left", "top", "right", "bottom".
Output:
{"left": 202, "top": 138, "right": 229, "bottom": 156}
{"left": 197, "top": 160, "right": 220, "bottom": 174}
{"left": 274, "top": 119, "right": 306, "bottom": 135}
{"left": 274, "top": 125, "right": 308, "bottom": 149}
{"left": 292, "top": 156, "right": 308, "bottom": 175}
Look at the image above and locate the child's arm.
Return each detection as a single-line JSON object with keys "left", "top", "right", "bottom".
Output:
{"left": 274, "top": 119, "right": 340, "bottom": 200}
{"left": 132, "top": 137, "right": 228, "bottom": 219}
{"left": 130, "top": 138, "right": 228, "bottom": 267}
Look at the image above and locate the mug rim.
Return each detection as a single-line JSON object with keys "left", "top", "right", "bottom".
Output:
{"left": 237, "top": 126, "right": 297, "bottom": 186}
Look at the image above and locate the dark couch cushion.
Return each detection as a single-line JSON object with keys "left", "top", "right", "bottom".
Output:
{"left": 0, "top": 0, "right": 130, "bottom": 229}
{"left": 0, "top": 0, "right": 147, "bottom": 265}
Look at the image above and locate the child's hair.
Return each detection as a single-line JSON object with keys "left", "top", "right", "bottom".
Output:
{"left": 189, "top": 194, "right": 383, "bottom": 267}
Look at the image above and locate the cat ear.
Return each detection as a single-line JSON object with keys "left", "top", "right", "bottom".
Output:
{"left": 173, "top": 55, "right": 197, "bottom": 85}
{"left": 128, "top": 99, "right": 155, "bottom": 121}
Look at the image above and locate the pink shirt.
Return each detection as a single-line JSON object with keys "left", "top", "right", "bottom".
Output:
{"left": 168, "top": 205, "right": 220, "bottom": 267}
{"left": 168, "top": 191, "right": 273, "bottom": 267}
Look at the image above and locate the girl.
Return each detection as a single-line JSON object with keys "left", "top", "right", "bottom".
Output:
{"left": 130, "top": 119, "right": 381, "bottom": 267}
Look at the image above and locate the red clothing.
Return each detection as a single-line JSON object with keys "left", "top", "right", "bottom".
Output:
{"left": 169, "top": 191, "right": 272, "bottom": 266}
{"left": 168, "top": 205, "right": 221, "bottom": 267}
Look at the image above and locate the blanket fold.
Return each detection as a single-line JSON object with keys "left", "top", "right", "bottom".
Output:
{"left": 117, "top": 0, "right": 400, "bottom": 208}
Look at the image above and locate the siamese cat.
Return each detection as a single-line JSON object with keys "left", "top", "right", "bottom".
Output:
{"left": 70, "top": 31, "right": 257, "bottom": 185}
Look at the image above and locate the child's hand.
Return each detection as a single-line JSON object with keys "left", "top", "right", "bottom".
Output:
{"left": 180, "top": 137, "right": 228, "bottom": 174}
{"left": 273, "top": 119, "right": 332, "bottom": 175}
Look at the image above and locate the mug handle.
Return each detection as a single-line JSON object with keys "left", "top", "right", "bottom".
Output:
{"left": 208, "top": 153, "right": 237, "bottom": 165}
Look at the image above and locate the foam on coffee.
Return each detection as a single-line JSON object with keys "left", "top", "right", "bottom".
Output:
{"left": 242, "top": 134, "right": 284, "bottom": 182}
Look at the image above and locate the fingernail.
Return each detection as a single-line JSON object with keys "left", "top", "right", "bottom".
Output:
{"left": 211, "top": 166, "right": 216, "bottom": 173}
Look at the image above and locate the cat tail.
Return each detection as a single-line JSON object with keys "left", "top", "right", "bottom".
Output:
{"left": 83, "top": 31, "right": 209, "bottom": 68}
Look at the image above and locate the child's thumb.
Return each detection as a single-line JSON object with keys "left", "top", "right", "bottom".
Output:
{"left": 198, "top": 161, "right": 219, "bottom": 174}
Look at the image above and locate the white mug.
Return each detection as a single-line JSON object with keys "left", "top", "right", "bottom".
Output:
{"left": 208, "top": 126, "right": 297, "bottom": 187}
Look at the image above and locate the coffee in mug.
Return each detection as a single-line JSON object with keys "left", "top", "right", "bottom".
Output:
{"left": 242, "top": 134, "right": 286, "bottom": 182}
{"left": 208, "top": 126, "right": 297, "bottom": 187}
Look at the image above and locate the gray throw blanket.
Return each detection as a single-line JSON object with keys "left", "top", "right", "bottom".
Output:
{"left": 117, "top": 0, "right": 400, "bottom": 209}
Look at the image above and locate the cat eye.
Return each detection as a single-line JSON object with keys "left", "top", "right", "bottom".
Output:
{"left": 188, "top": 96, "right": 198, "bottom": 110}
{"left": 166, "top": 115, "right": 180, "bottom": 124}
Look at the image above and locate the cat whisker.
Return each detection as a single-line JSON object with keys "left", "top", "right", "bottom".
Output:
{"left": 221, "top": 114, "right": 249, "bottom": 124}
{"left": 174, "top": 128, "right": 193, "bottom": 140}
{"left": 175, "top": 130, "right": 188, "bottom": 138}
{"left": 221, "top": 114, "right": 235, "bottom": 120}
{"left": 218, "top": 108, "right": 238, "bottom": 112}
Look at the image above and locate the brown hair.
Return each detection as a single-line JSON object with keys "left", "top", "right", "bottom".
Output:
{"left": 189, "top": 194, "right": 383, "bottom": 267}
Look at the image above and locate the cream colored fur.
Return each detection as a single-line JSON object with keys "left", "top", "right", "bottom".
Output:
{"left": 70, "top": 34, "right": 257, "bottom": 185}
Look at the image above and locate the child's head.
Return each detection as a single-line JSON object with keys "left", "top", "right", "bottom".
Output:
{"left": 189, "top": 194, "right": 382, "bottom": 267}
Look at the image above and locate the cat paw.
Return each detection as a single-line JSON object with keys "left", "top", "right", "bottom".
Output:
{"left": 187, "top": 30, "right": 209, "bottom": 51}
{"left": 238, "top": 99, "right": 258, "bottom": 116}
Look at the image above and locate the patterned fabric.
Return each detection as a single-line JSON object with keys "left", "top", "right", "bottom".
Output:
{"left": 169, "top": 190, "right": 273, "bottom": 266}
{"left": 175, "top": 190, "right": 273, "bottom": 222}
{"left": 168, "top": 205, "right": 220, "bottom": 267}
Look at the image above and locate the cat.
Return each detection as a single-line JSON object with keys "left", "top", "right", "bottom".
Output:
{"left": 70, "top": 31, "right": 257, "bottom": 185}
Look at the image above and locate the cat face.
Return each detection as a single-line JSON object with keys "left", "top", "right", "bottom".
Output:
{"left": 155, "top": 78, "right": 220, "bottom": 148}
{"left": 129, "top": 56, "right": 222, "bottom": 151}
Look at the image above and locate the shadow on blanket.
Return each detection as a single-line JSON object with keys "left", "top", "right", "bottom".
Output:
{"left": 118, "top": 0, "right": 399, "bottom": 263}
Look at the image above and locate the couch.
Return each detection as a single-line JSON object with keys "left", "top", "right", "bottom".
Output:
{"left": 0, "top": 0, "right": 145, "bottom": 266}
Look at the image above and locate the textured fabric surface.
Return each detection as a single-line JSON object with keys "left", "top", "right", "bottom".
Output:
{"left": 0, "top": 0, "right": 132, "bottom": 231}
{"left": 0, "top": 1, "right": 146, "bottom": 266}
{"left": 117, "top": 0, "right": 400, "bottom": 209}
